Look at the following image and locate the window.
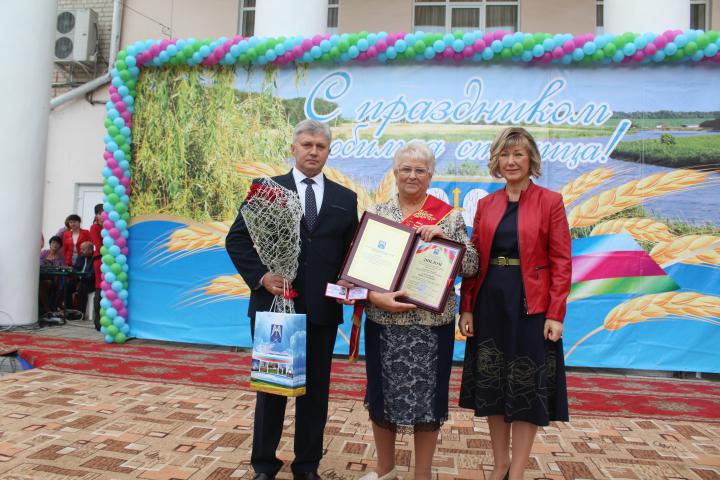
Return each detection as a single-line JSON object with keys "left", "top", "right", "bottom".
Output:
{"left": 239, "top": 0, "right": 255, "bottom": 37}
{"left": 690, "top": 0, "right": 709, "bottom": 30}
{"left": 413, "top": 1, "right": 519, "bottom": 33}
{"left": 328, "top": 0, "right": 339, "bottom": 34}
{"left": 596, "top": 1, "right": 604, "bottom": 35}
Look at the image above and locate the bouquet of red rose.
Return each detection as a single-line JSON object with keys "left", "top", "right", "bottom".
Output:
{"left": 241, "top": 177, "right": 303, "bottom": 313}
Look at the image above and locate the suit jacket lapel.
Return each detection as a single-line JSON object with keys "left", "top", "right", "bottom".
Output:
{"left": 313, "top": 176, "right": 334, "bottom": 229}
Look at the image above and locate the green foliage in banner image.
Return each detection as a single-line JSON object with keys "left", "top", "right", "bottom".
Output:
{"left": 132, "top": 67, "right": 293, "bottom": 222}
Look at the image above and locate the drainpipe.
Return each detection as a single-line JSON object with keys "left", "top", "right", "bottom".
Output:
{"left": 50, "top": 0, "right": 123, "bottom": 110}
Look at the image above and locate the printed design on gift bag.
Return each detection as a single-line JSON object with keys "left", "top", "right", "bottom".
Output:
{"left": 270, "top": 324, "right": 283, "bottom": 343}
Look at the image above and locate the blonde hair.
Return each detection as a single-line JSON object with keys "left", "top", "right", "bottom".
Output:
{"left": 393, "top": 141, "right": 436, "bottom": 175}
{"left": 488, "top": 127, "right": 542, "bottom": 179}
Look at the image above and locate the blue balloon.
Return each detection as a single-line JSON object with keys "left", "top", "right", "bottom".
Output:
{"left": 108, "top": 176, "right": 120, "bottom": 187}
{"left": 115, "top": 219, "right": 127, "bottom": 230}
{"left": 121, "top": 195, "right": 130, "bottom": 204}
{"left": 106, "top": 307, "right": 117, "bottom": 318}
{"left": 675, "top": 34, "right": 688, "bottom": 47}
{"left": 113, "top": 150, "right": 125, "bottom": 161}
{"left": 108, "top": 109, "right": 119, "bottom": 120}
{"left": 105, "top": 334, "right": 115, "bottom": 343}
{"left": 121, "top": 324, "right": 130, "bottom": 334}
{"left": 395, "top": 39, "right": 407, "bottom": 52}
{"left": 340, "top": 53, "right": 351, "bottom": 62}
{"left": 101, "top": 167, "right": 112, "bottom": 178}
{"left": 612, "top": 51, "right": 625, "bottom": 63}
{"left": 652, "top": 51, "right": 666, "bottom": 62}
{"left": 109, "top": 245, "right": 121, "bottom": 256}
{"left": 166, "top": 44, "right": 178, "bottom": 56}
{"left": 452, "top": 39, "right": 464, "bottom": 52}
{"left": 385, "top": 47, "right": 397, "bottom": 59}
{"left": 330, "top": 35, "right": 341, "bottom": 46}
{"left": 664, "top": 42, "right": 678, "bottom": 55}
{"left": 623, "top": 43, "right": 637, "bottom": 56}
{"left": 532, "top": 44, "right": 544, "bottom": 57}
{"left": 491, "top": 40, "right": 503, "bottom": 53}
{"left": 112, "top": 281, "right": 124, "bottom": 292}
{"left": 103, "top": 237, "right": 115, "bottom": 247}
{"left": 521, "top": 50, "right": 533, "bottom": 62}
{"left": 357, "top": 39, "right": 369, "bottom": 51}
{"left": 113, "top": 117, "right": 125, "bottom": 128}
{"left": 100, "top": 326, "right": 107, "bottom": 334}
{"left": 443, "top": 33, "right": 454, "bottom": 46}
{"left": 118, "top": 289, "right": 129, "bottom": 300}
{"left": 100, "top": 264, "right": 109, "bottom": 274}
{"left": 583, "top": 41, "right": 597, "bottom": 55}
{"left": 310, "top": 45, "right": 322, "bottom": 58}
{"left": 116, "top": 254, "right": 127, "bottom": 265}
{"left": 105, "top": 272, "right": 117, "bottom": 283}
{"left": 302, "top": 52, "right": 312, "bottom": 62}
{"left": 109, "top": 211, "right": 120, "bottom": 222}
{"left": 199, "top": 45, "right": 211, "bottom": 56}
{"left": 705, "top": 44, "right": 718, "bottom": 56}
{"left": 114, "top": 185, "right": 126, "bottom": 196}
{"left": 118, "top": 86, "right": 129, "bottom": 96}
{"left": 542, "top": 38, "right": 554, "bottom": 51}
{"left": 348, "top": 46, "right": 359, "bottom": 58}
{"left": 433, "top": 40, "right": 445, "bottom": 53}
{"left": 501, "top": 35, "right": 514, "bottom": 48}
{"left": 122, "top": 264, "right": 129, "bottom": 272}
{"left": 113, "top": 317, "right": 126, "bottom": 327}
{"left": 463, "top": 32, "right": 474, "bottom": 45}
{"left": 482, "top": 47, "right": 494, "bottom": 60}
{"left": 424, "top": 46, "right": 435, "bottom": 59}
{"left": 572, "top": 48, "right": 584, "bottom": 61}
{"left": 691, "top": 50, "right": 704, "bottom": 61}
{"left": 561, "top": 54, "right": 572, "bottom": 64}
{"left": 265, "top": 50, "right": 277, "bottom": 61}
{"left": 111, "top": 77, "right": 123, "bottom": 87}
{"left": 100, "top": 298, "right": 111, "bottom": 309}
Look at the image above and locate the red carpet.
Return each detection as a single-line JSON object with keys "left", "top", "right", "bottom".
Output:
{"left": 2, "top": 332, "right": 719, "bottom": 422}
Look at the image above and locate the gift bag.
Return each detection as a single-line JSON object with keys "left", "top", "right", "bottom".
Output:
{"left": 250, "top": 311, "right": 307, "bottom": 396}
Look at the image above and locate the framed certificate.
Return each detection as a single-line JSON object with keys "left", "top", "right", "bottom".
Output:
{"left": 340, "top": 212, "right": 466, "bottom": 314}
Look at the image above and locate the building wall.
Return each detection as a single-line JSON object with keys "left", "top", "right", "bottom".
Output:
{"left": 713, "top": 0, "right": 719, "bottom": 29}
{"left": 338, "top": 0, "right": 412, "bottom": 34}
{"left": 520, "top": 0, "right": 596, "bottom": 34}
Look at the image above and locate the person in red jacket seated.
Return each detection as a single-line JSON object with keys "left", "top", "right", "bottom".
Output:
{"left": 62, "top": 214, "right": 91, "bottom": 267}
{"left": 458, "top": 127, "right": 572, "bottom": 480}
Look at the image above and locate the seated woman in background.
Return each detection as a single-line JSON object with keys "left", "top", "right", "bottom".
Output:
{"left": 62, "top": 214, "right": 91, "bottom": 266}
{"left": 39, "top": 235, "right": 65, "bottom": 314}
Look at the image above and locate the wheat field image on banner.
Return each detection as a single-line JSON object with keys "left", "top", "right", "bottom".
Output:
{"left": 128, "top": 63, "right": 720, "bottom": 373}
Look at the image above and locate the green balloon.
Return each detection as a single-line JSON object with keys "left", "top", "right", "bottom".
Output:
{"left": 121, "top": 212, "right": 130, "bottom": 221}
{"left": 329, "top": 46, "right": 340, "bottom": 58}
{"left": 685, "top": 41, "right": 698, "bottom": 55}
{"left": 119, "top": 70, "right": 131, "bottom": 82}
{"left": 114, "top": 135, "right": 125, "bottom": 146}
{"left": 320, "top": 53, "right": 330, "bottom": 62}
{"left": 111, "top": 263, "right": 122, "bottom": 274}
{"left": 125, "top": 79, "right": 136, "bottom": 90}
{"left": 613, "top": 36, "right": 625, "bottom": 47}
{"left": 116, "top": 60, "right": 127, "bottom": 71}
{"left": 671, "top": 49, "right": 684, "bottom": 61}
{"left": 104, "top": 118, "right": 113, "bottom": 128}
{"left": 121, "top": 145, "right": 131, "bottom": 155}
{"left": 532, "top": 32, "right": 544, "bottom": 43}
{"left": 500, "top": 49, "right": 512, "bottom": 60}
{"left": 522, "top": 38, "right": 534, "bottom": 50}
{"left": 102, "top": 254, "right": 115, "bottom": 265}
{"left": 339, "top": 40, "right": 349, "bottom": 52}
{"left": 176, "top": 52, "right": 186, "bottom": 62}
{"left": 453, "top": 30, "right": 464, "bottom": 39}
{"left": 115, "top": 333, "right": 127, "bottom": 344}
{"left": 103, "top": 185, "right": 112, "bottom": 195}
{"left": 603, "top": 43, "right": 617, "bottom": 55}
{"left": 108, "top": 193, "right": 120, "bottom": 204}
{"left": 238, "top": 54, "right": 249, "bottom": 64}
{"left": 100, "top": 246, "right": 109, "bottom": 255}
{"left": 256, "top": 44, "right": 267, "bottom": 55}
{"left": 592, "top": 50, "right": 605, "bottom": 61}
{"left": 122, "top": 281, "right": 128, "bottom": 289}
{"left": 169, "top": 56, "right": 179, "bottom": 66}
{"left": 511, "top": 43, "right": 523, "bottom": 55}
{"left": 708, "top": 32, "right": 719, "bottom": 42}
{"left": 100, "top": 316, "right": 112, "bottom": 327}
{"left": 115, "top": 203, "right": 127, "bottom": 214}
{"left": 348, "top": 34, "right": 359, "bottom": 44}
{"left": 415, "top": 40, "right": 426, "bottom": 51}
{"left": 108, "top": 126, "right": 120, "bottom": 136}
{"left": 246, "top": 48, "right": 257, "bottom": 60}
{"left": 697, "top": 35, "right": 709, "bottom": 49}
{"left": 107, "top": 325, "right": 119, "bottom": 336}
{"left": 118, "top": 51, "right": 127, "bottom": 60}
{"left": 360, "top": 30, "right": 369, "bottom": 38}
{"left": 118, "top": 272, "right": 128, "bottom": 282}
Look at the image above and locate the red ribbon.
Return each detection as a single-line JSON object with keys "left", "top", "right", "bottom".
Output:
{"left": 282, "top": 289, "right": 299, "bottom": 299}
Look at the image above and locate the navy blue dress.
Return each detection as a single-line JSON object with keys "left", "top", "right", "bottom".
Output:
{"left": 459, "top": 201, "right": 569, "bottom": 426}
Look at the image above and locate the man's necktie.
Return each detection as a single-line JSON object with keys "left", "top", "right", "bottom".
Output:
{"left": 302, "top": 178, "right": 317, "bottom": 229}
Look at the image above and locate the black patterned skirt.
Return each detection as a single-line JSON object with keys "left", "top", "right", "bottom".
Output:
{"left": 459, "top": 265, "right": 569, "bottom": 426}
{"left": 364, "top": 319, "right": 455, "bottom": 433}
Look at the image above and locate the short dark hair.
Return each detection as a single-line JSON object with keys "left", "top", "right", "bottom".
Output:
{"left": 66, "top": 214, "right": 81, "bottom": 223}
{"left": 49, "top": 235, "right": 62, "bottom": 246}
{"left": 94, "top": 204, "right": 103, "bottom": 215}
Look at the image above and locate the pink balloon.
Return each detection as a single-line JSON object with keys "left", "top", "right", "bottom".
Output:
{"left": 562, "top": 41, "right": 575, "bottom": 54}
{"left": 493, "top": 31, "right": 505, "bottom": 41}
{"left": 112, "top": 298, "right": 124, "bottom": 309}
{"left": 376, "top": 40, "right": 387, "bottom": 52}
{"left": 367, "top": 46, "right": 378, "bottom": 57}
{"left": 301, "top": 39, "right": 312, "bottom": 50}
{"left": 291, "top": 46, "right": 303, "bottom": 58}
{"left": 121, "top": 247, "right": 129, "bottom": 255}
{"left": 453, "top": 53, "right": 463, "bottom": 62}
{"left": 107, "top": 159, "right": 118, "bottom": 169}
{"left": 116, "top": 237, "right": 126, "bottom": 248}
{"left": 109, "top": 228, "right": 120, "bottom": 239}
{"left": 443, "top": 47, "right": 454, "bottom": 58}
{"left": 463, "top": 46, "right": 474, "bottom": 58}
{"left": 552, "top": 47, "right": 564, "bottom": 59}
{"left": 105, "top": 289, "right": 117, "bottom": 300}
{"left": 160, "top": 39, "right": 171, "bottom": 49}
{"left": 149, "top": 44, "right": 161, "bottom": 56}
{"left": 110, "top": 93, "right": 121, "bottom": 103}
{"left": 644, "top": 44, "right": 657, "bottom": 56}
{"left": 103, "top": 150, "right": 113, "bottom": 160}
{"left": 357, "top": 52, "right": 368, "bottom": 62}
{"left": 108, "top": 86, "right": 118, "bottom": 96}
{"left": 103, "top": 220, "right": 113, "bottom": 229}
{"left": 473, "top": 39, "right": 486, "bottom": 51}
{"left": 542, "top": 52, "right": 552, "bottom": 63}
{"left": 387, "top": 35, "right": 397, "bottom": 46}
{"left": 111, "top": 167, "right": 123, "bottom": 177}
{"left": 116, "top": 102, "right": 126, "bottom": 113}
{"left": 102, "top": 212, "right": 109, "bottom": 221}
{"left": 654, "top": 36, "right": 668, "bottom": 49}
{"left": 120, "top": 177, "right": 130, "bottom": 187}
{"left": 121, "top": 111, "right": 131, "bottom": 122}
{"left": 483, "top": 33, "right": 494, "bottom": 44}
{"left": 633, "top": 51, "right": 645, "bottom": 62}
{"left": 101, "top": 281, "right": 111, "bottom": 290}
{"left": 118, "top": 307, "right": 128, "bottom": 318}
{"left": 312, "top": 35, "right": 323, "bottom": 46}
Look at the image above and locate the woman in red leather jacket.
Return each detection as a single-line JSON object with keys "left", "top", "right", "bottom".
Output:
{"left": 458, "top": 127, "right": 571, "bottom": 480}
{"left": 62, "top": 214, "right": 91, "bottom": 267}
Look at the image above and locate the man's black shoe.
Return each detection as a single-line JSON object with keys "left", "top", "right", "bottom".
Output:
{"left": 253, "top": 474, "right": 275, "bottom": 480}
{"left": 293, "top": 472, "right": 321, "bottom": 480}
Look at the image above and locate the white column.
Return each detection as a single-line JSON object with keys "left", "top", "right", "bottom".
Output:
{"left": 254, "top": 0, "right": 328, "bottom": 37}
{"left": 0, "top": 1, "right": 57, "bottom": 326}
{"left": 604, "top": 0, "right": 690, "bottom": 34}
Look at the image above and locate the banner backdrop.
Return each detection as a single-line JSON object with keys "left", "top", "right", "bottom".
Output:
{"left": 129, "top": 63, "right": 720, "bottom": 372}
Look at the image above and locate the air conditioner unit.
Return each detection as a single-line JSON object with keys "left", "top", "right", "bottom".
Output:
{"left": 54, "top": 9, "right": 98, "bottom": 63}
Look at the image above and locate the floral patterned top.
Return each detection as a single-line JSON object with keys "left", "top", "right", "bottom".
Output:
{"left": 365, "top": 196, "right": 479, "bottom": 327}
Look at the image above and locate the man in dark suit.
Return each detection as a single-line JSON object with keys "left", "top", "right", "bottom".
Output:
{"left": 226, "top": 119, "right": 358, "bottom": 480}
